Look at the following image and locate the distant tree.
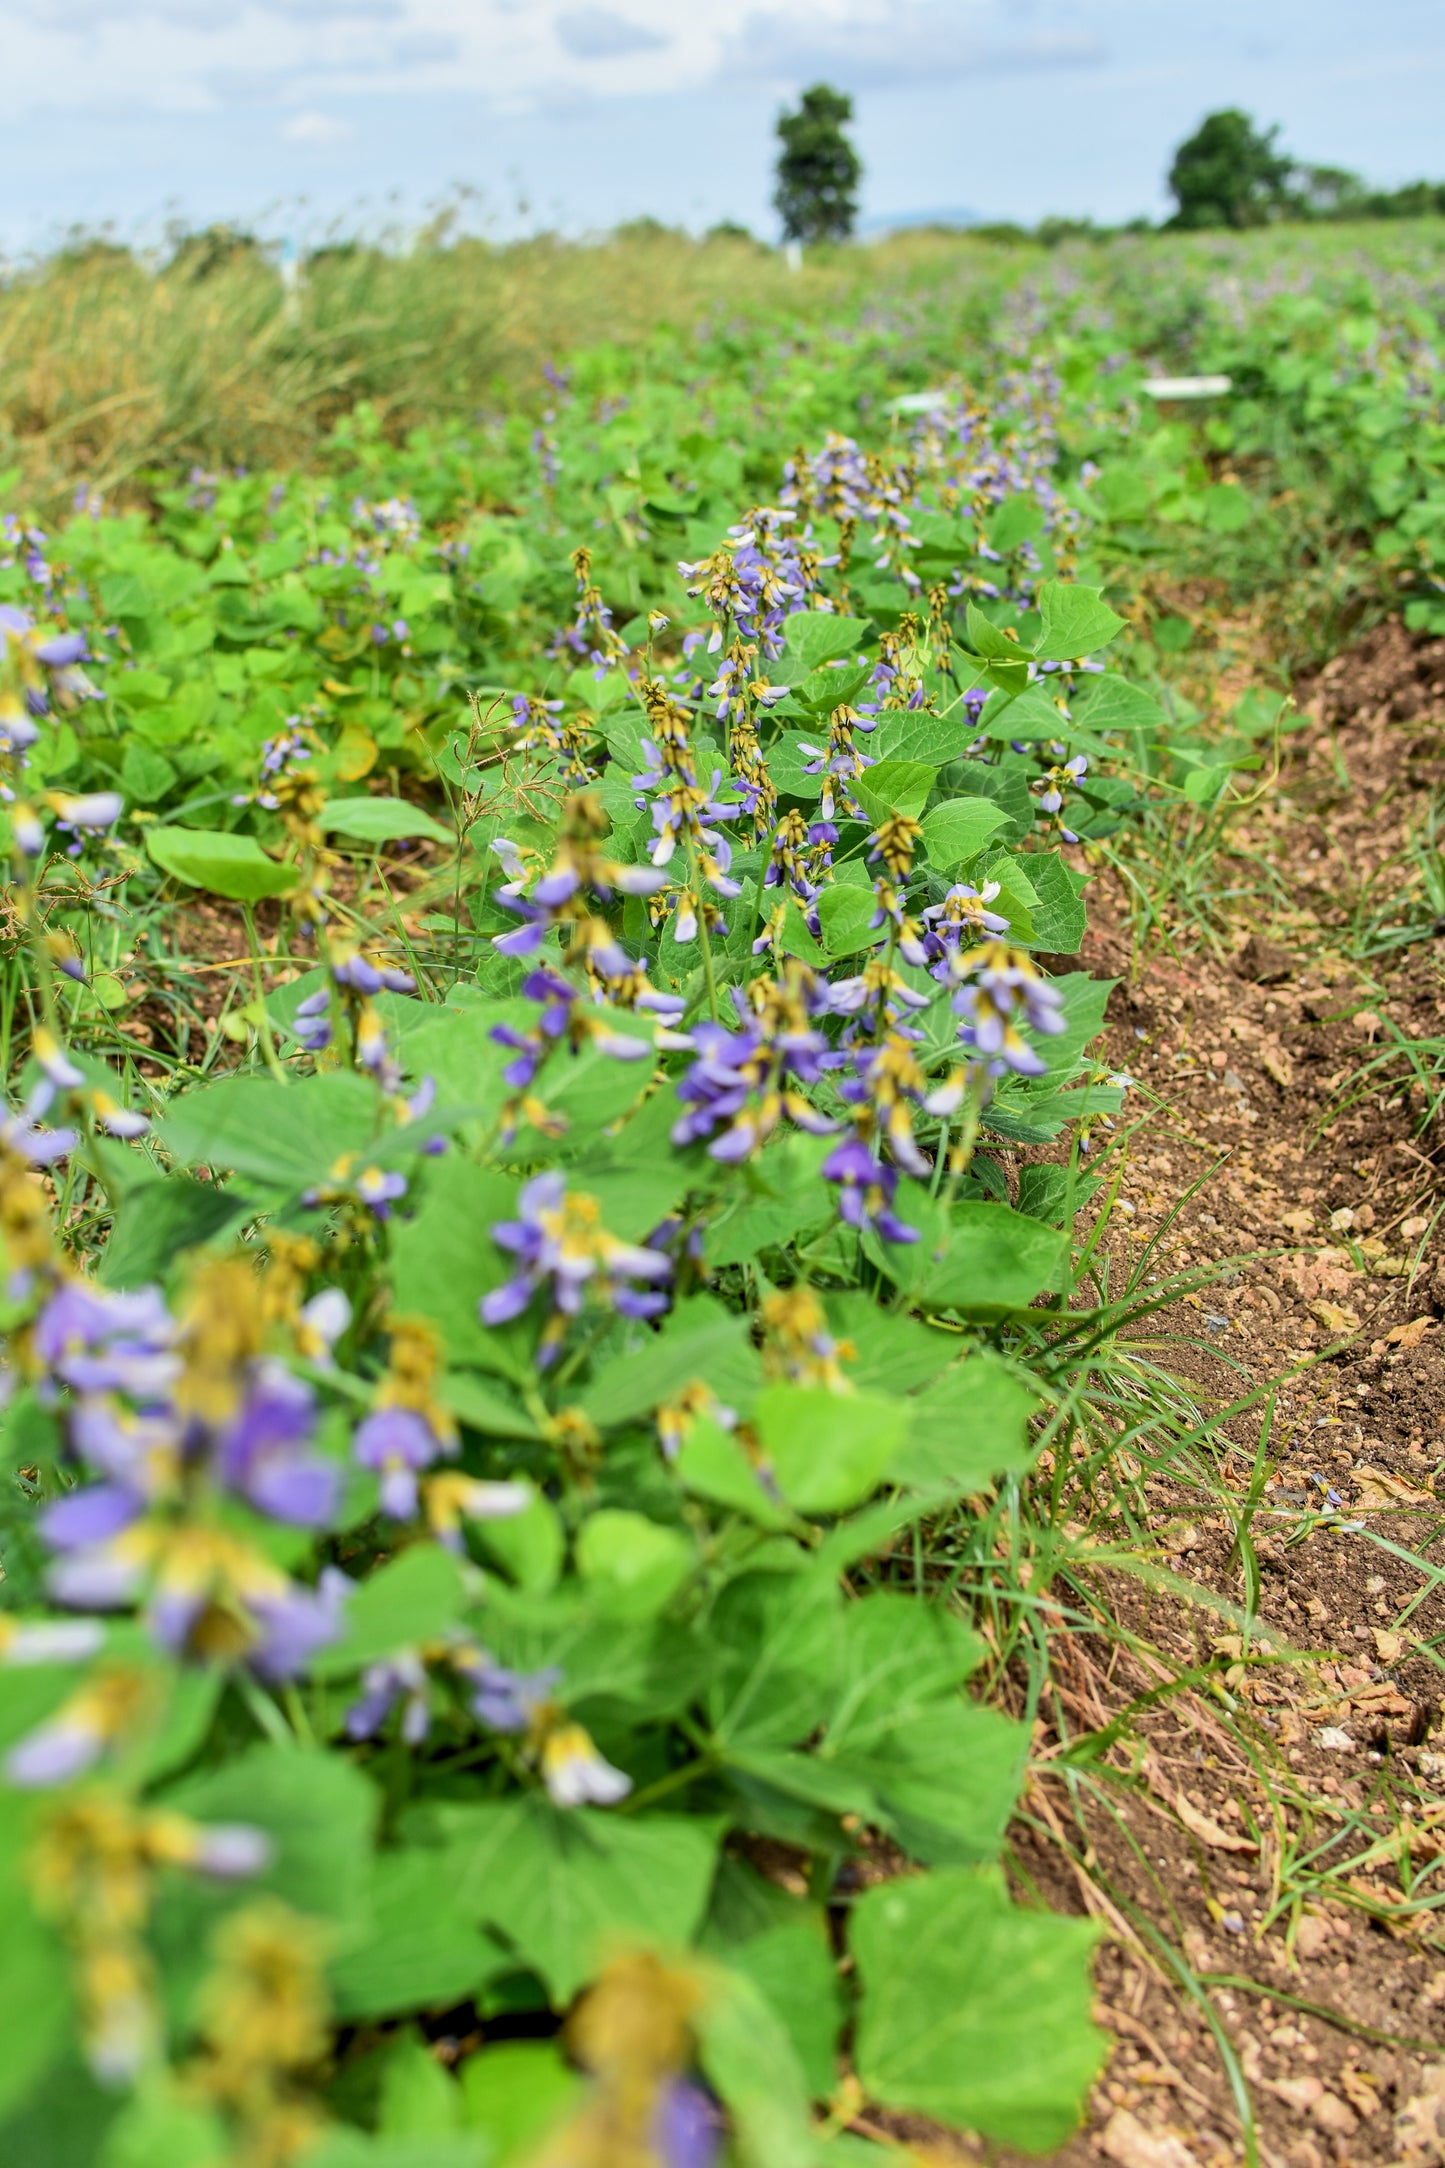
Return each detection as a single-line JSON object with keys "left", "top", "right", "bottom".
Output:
{"left": 773, "top": 84, "right": 862, "bottom": 245}
{"left": 1166, "top": 110, "right": 1293, "bottom": 229}
{"left": 1288, "top": 162, "right": 1368, "bottom": 219}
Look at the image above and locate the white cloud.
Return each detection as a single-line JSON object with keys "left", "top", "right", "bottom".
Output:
{"left": 554, "top": 7, "right": 668, "bottom": 60}
{"left": 721, "top": 2, "right": 1107, "bottom": 89}
{"left": 281, "top": 107, "right": 355, "bottom": 142}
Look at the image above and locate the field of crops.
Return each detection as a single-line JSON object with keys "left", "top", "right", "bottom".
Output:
{"left": 3, "top": 218, "right": 1445, "bottom": 2168}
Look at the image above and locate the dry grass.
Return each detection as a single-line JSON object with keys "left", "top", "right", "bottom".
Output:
{"left": 0, "top": 226, "right": 1031, "bottom": 512}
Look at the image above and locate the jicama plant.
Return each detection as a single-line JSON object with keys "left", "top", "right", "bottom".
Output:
{"left": 0, "top": 342, "right": 1171, "bottom": 2166}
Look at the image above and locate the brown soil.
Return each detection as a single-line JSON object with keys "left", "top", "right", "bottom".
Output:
{"left": 976, "top": 622, "right": 1445, "bottom": 2168}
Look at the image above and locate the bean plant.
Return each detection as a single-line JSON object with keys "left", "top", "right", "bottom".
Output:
{"left": 0, "top": 321, "right": 1184, "bottom": 2168}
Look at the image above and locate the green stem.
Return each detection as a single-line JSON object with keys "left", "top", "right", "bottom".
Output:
{"left": 241, "top": 902, "right": 288, "bottom": 1082}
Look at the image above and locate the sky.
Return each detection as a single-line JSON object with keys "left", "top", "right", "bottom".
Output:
{"left": 3, "top": 0, "right": 1445, "bottom": 255}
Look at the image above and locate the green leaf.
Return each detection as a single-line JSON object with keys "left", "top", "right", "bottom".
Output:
{"left": 574, "top": 1509, "right": 694, "bottom": 1620}
{"left": 976, "top": 684, "right": 1068, "bottom": 741}
{"left": 0, "top": 2055, "right": 115, "bottom": 2166}
{"left": 707, "top": 1570, "right": 838, "bottom": 1749}
{"left": 700, "top": 1861, "right": 843, "bottom": 2095}
{"left": 304, "top": 2134, "right": 486, "bottom": 2168}
{"left": 422, "top": 1798, "right": 721, "bottom": 2001}
{"left": 0, "top": 1849, "right": 72, "bottom": 2121}
{"left": 755, "top": 1385, "right": 906, "bottom": 1517}
{"left": 314, "top": 1547, "right": 465, "bottom": 1679}
{"left": 377, "top": 2031, "right": 463, "bottom": 2136}
{"left": 1072, "top": 674, "right": 1165, "bottom": 733}
{"left": 824, "top": 1594, "right": 983, "bottom": 1755}
{"left": 851, "top": 760, "right": 935, "bottom": 824}
{"left": 675, "top": 1415, "right": 791, "bottom": 1529}
{"left": 704, "top": 1133, "right": 836, "bottom": 1267}
{"left": 845, "top": 1699, "right": 1028, "bottom": 1865}
{"left": 1021, "top": 854, "right": 1088, "bottom": 954}
{"left": 872, "top": 708, "right": 971, "bottom": 764}
{"left": 782, "top": 612, "right": 867, "bottom": 668}
{"left": 389, "top": 1160, "right": 527, "bottom": 1376}
{"left": 852, "top": 1868, "right": 1105, "bottom": 2152}
{"left": 119, "top": 741, "right": 179, "bottom": 804}
{"left": 99, "top": 1177, "right": 252, "bottom": 1290}
{"left": 986, "top": 494, "right": 1046, "bottom": 554}
{"left": 458, "top": 2042, "right": 581, "bottom": 2161}
{"left": 791, "top": 659, "right": 874, "bottom": 713}
{"left": 890, "top": 1355, "right": 1039, "bottom": 1494}
{"left": 963, "top": 604, "right": 1029, "bottom": 667}
{"left": 814, "top": 883, "right": 877, "bottom": 959}
{"left": 874, "top": 1198, "right": 1069, "bottom": 1316}
{"left": 581, "top": 1295, "right": 762, "bottom": 1427}
{"left": 163, "top": 1745, "right": 376, "bottom": 1930}
{"left": 697, "top": 1962, "right": 818, "bottom": 2168}
{"left": 156, "top": 1071, "right": 377, "bottom": 1191}
{"left": 99, "top": 2088, "right": 228, "bottom": 2168}
{"left": 146, "top": 824, "right": 299, "bottom": 902}
{"left": 1034, "top": 580, "right": 1125, "bottom": 661}
{"left": 319, "top": 797, "right": 453, "bottom": 846}
{"left": 474, "top": 1491, "right": 565, "bottom": 1594}
{"left": 331, "top": 1847, "right": 511, "bottom": 2029}
{"left": 919, "top": 796, "right": 1008, "bottom": 869}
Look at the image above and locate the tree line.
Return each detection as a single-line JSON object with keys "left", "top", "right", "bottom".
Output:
{"left": 774, "top": 91, "right": 1445, "bottom": 245}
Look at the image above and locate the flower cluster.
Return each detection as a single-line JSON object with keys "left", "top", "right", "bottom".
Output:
{"left": 552, "top": 544, "right": 628, "bottom": 672}
{"left": 632, "top": 679, "right": 742, "bottom": 942}
{"left": 26, "top": 1790, "right": 271, "bottom": 2082}
{"left": 481, "top": 1173, "right": 673, "bottom": 1365}
{"left": 27, "top": 1261, "right": 349, "bottom": 1693}
{"left": 680, "top": 506, "right": 831, "bottom": 658}
{"left": 294, "top": 940, "right": 415, "bottom": 1090}
{"left": 345, "top": 1637, "right": 629, "bottom": 1805}
{"left": 668, "top": 961, "right": 840, "bottom": 1161}
{"left": 352, "top": 1315, "right": 528, "bottom": 1543}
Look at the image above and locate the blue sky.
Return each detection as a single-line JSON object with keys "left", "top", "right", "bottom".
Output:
{"left": 3, "top": 0, "right": 1444, "bottom": 254}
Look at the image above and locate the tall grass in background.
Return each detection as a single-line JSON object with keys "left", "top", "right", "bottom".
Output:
{"left": 4, "top": 213, "right": 1445, "bottom": 517}
{"left": 0, "top": 227, "right": 1030, "bottom": 510}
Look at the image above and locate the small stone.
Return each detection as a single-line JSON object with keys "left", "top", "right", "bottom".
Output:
{"left": 1403, "top": 1215, "right": 1430, "bottom": 1239}
{"left": 1281, "top": 1209, "right": 1315, "bottom": 1235}
{"left": 1098, "top": 2107, "right": 1201, "bottom": 2168}
{"left": 1261, "top": 1046, "right": 1295, "bottom": 1088}
{"left": 1294, "top": 1914, "right": 1332, "bottom": 1960}
{"left": 1237, "top": 933, "right": 1294, "bottom": 983}
{"left": 1311, "top": 2092, "right": 1358, "bottom": 2137}
{"left": 1222, "top": 1068, "right": 1247, "bottom": 1093}
{"left": 1316, "top": 1726, "right": 1355, "bottom": 1751}
{"left": 1269, "top": 2075, "right": 1325, "bottom": 2113}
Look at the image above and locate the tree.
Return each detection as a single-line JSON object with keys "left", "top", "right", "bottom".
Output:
{"left": 774, "top": 84, "right": 862, "bottom": 245}
{"left": 1166, "top": 109, "right": 1293, "bottom": 230}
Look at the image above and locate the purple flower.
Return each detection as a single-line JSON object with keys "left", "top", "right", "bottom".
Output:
{"left": 355, "top": 1167, "right": 408, "bottom": 1219}
{"left": 345, "top": 1652, "right": 432, "bottom": 1744}
{"left": 655, "top": 2079, "right": 724, "bottom": 2168}
{"left": 353, "top": 1404, "right": 447, "bottom": 1519}
{"left": 214, "top": 1363, "right": 338, "bottom": 1527}
{"left": 248, "top": 1566, "right": 350, "bottom": 1681}
{"left": 34, "top": 1282, "right": 178, "bottom": 1398}
{"left": 455, "top": 1652, "right": 562, "bottom": 1733}
{"left": 33, "top": 630, "right": 87, "bottom": 669}
{"left": 480, "top": 1173, "right": 672, "bottom": 1362}
{"left": 822, "top": 1136, "right": 919, "bottom": 1244}
{"left": 946, "top": 943, "right": 1066, "bottom": 1079}
{"left": 331, "top": 950, "right": 414, "bottom": 997}
{"left": 293, "top": 988, "right": 332, "bottom": 1052}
